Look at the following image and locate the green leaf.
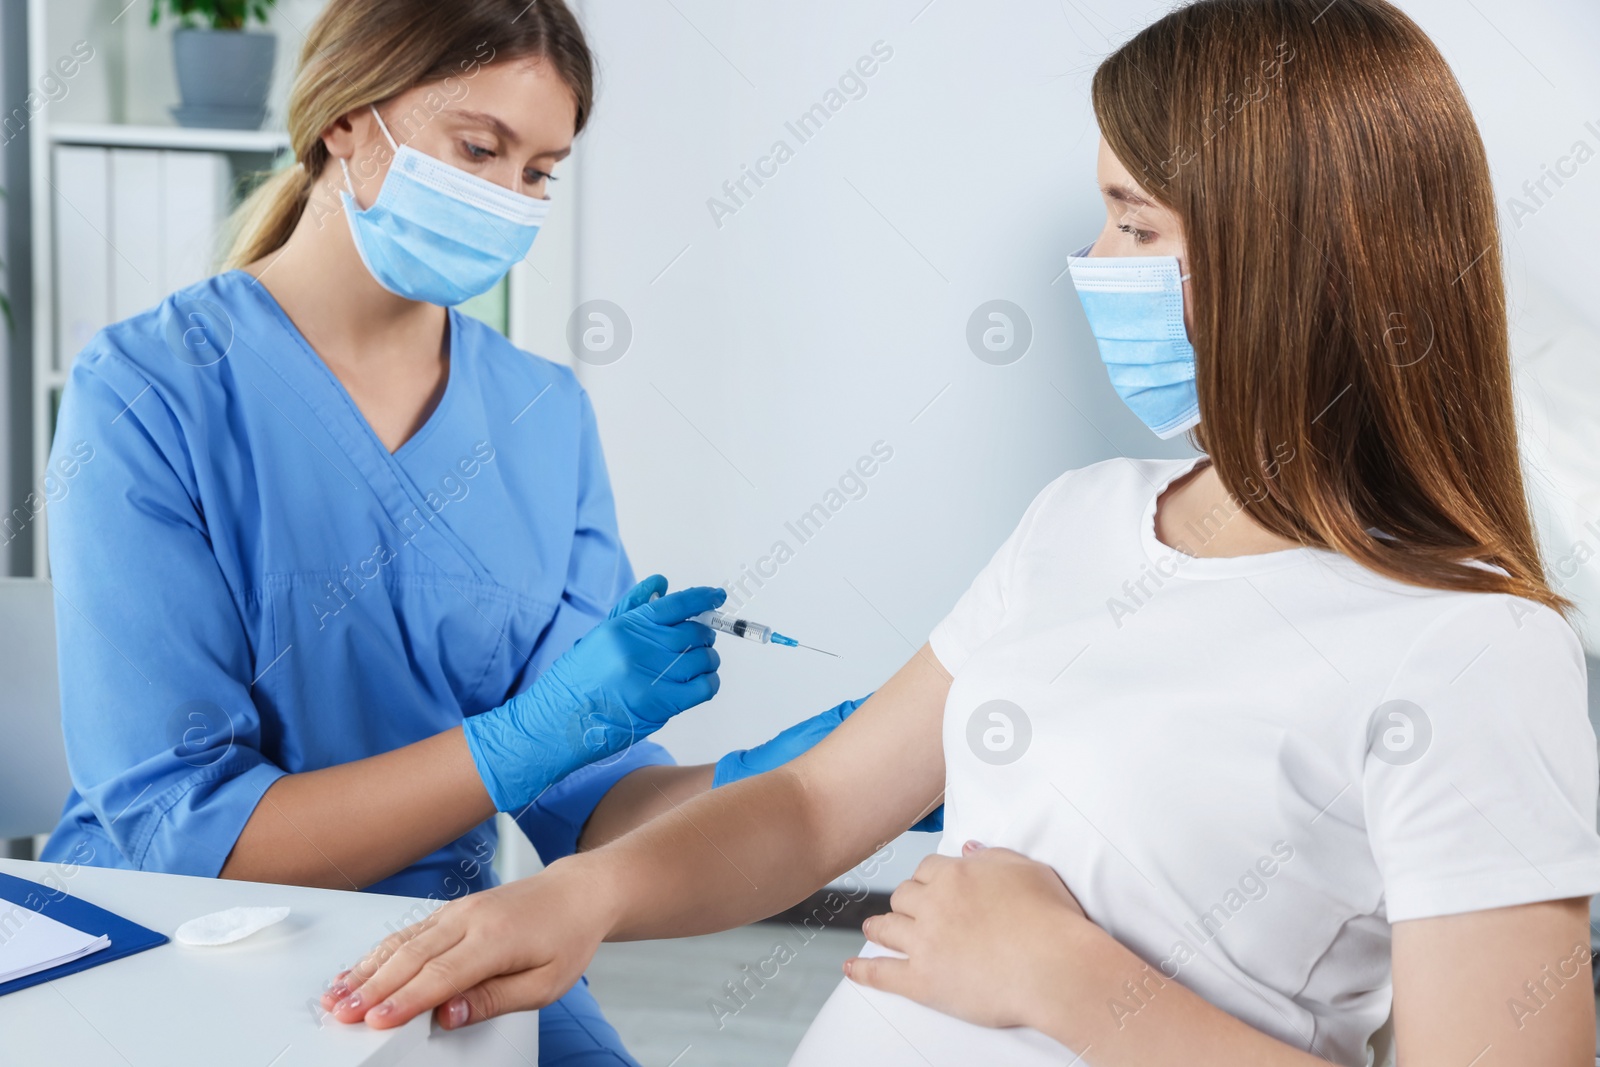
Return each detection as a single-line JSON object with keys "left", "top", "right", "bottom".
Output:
{"left": 150, "top": 0, "right": 279, "bottom": 30}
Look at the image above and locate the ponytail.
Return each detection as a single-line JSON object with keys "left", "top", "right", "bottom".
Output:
{"left": 222, "top": 162, "right": 314, "bottom": 271}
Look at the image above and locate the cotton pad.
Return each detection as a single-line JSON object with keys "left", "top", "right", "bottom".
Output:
{"left": 174, "top": 906, "right": 290, "bottom": 947}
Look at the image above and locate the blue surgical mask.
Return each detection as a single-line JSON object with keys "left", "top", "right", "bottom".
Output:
{"left": 340, "top": 107, "right": 551, "bottom": 306}
{"left": 1065, "top": 241, "right": 1200, "bottom": 439}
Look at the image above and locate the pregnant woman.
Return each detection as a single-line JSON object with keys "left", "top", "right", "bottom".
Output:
{"left": 323, "top": 1, "right": 1600, "bottom": 1063}
{"left": 41, "top": 1, "right": 880, "bottom": 1062}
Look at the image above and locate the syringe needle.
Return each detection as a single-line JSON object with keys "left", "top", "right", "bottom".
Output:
{"left": 771, "top": 632, "right": 839, "bottom": 657}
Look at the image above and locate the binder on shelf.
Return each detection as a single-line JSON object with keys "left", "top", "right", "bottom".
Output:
{"left": 163, "top": 152, "right": 231, "bottom": 292}
{"left": 54, "top": 145, "right": 233, "bottom": 372}
{"left": 110, "top": 148, "right": 164, "bottom": 322}
{"left": 52, "top": 145, "right": 111, "bottom": 373}
{"left": 0, "top": 871, "right": 167, "bottom": 999}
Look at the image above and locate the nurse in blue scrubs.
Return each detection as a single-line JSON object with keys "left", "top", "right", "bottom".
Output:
{"left": 38, "top": 0, "right": 877, "bottom": 1061}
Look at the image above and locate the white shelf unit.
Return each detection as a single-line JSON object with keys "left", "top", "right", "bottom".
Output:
{"left": 51, "top": 122, "right": 292, "bottom": 154}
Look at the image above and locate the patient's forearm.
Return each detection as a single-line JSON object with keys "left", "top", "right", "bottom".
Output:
{"left": 577, "top": 763, "right": 715, "bottom": 851}
{"left": 575, "top": 767, "right": 851, "bottom": 940}
{"left": 566, "top": 644, "right": 951, "bottom": 942}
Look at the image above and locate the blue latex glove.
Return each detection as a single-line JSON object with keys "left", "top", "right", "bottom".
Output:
{"left": 713, "top": 692, "right": 945, "bottom": 833}
{"left": 464, "top": 576, "right": 725, "bottom": 813}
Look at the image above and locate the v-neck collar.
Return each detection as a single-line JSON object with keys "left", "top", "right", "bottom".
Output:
{"left": 227, "top": 269, "right": 457, "bottom": 460}
{"left": 225, "top": 270, "right": 493, "bottom": 582}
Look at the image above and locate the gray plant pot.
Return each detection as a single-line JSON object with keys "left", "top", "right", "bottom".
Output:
{"left": 170, "top": 28, "right": 277, "bottom": 130}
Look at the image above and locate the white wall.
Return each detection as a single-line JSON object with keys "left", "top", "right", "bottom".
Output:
{"left": 565, "top": 0, "right": 1600, "bottom": 887}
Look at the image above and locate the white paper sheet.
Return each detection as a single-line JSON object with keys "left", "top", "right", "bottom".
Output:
{"left": 0, "top": 902, "right": 110, "bottom": 985}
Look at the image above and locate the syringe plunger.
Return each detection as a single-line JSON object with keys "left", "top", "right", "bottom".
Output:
{"left": 695, "top": 610, "right": 773, "bottom": 643}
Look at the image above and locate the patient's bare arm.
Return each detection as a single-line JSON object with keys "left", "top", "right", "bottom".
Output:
{"left": 327, "top": 643, "right": 950, "bottom": 1029}
{"left": 595, "top": 642, "right": 950, "bottom": 939}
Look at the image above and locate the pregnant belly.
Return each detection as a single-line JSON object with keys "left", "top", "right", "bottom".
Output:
{"left": 787, "top": 941, "right": 1083, "bottom": 1067}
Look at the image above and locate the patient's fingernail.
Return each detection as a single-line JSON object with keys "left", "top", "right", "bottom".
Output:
{"left": 369, "top": 1000, "right": 396, "bottom": 1022}
{"left": 843, "top": 959, "right": 855, "bottom": 977}
{"left": 335, "top": 993, "right": 362, "bottom": 1014}
{"left": 963, "top": 840, "right": 986, "bottom": 853}
{"left": 327, "top": 979, "right": 349, "bottom": 999}
{"left": 446, "top": 997, "right": 470, "bottom": 1028}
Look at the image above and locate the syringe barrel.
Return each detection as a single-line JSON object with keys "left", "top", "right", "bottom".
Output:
{"left": 694, "top": 610, "right": 772, "bottom": 643}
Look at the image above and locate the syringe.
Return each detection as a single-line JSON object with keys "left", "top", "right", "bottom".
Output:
{"left": 694, "top": 610, "right": 838, "bottom": 657}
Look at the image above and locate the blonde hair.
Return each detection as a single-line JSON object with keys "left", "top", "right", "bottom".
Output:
{"left": 225, "top": 0, "right": 594, "bottom": 270}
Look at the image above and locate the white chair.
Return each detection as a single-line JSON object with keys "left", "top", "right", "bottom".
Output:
{"left": 0, "top": 578, "right": 72, "bottom": 847}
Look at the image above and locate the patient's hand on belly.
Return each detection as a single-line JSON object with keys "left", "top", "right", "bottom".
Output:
{"left": 846, "top": 842, "right": 1093, "bottom": 1033}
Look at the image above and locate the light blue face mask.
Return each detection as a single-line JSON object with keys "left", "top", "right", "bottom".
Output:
{"left": 1065, "top": 241, "right": 1200, "bottom": 439}
{"left": 340, "top": 107, "right": 551, "bottom": 306}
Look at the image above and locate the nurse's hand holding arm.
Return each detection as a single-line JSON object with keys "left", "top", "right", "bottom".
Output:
{"left": 710, "top": 693, "right": 943, "bottom": 832}
{"left": 578, "top": 690, "right": 945, "bottom": 849}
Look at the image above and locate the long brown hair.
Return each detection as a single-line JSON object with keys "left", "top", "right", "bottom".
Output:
{"left": 1093, "top": 0, "right": 1566, "bottom": 612}
{"left": 224, "top": 0, "right": 594, "bottom": 270}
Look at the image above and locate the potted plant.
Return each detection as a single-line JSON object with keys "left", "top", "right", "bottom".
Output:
{"left": 151, "top": 0, "right": 279, "bottom": 130}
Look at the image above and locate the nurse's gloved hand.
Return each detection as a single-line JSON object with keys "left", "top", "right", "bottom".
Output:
{"left": 464, "top": 577, "right": 725, "bottom": 813}
{"left": 713, "top": 693, "right": 945, "bottom": 833}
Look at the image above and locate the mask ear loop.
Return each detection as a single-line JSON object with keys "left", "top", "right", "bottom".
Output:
{"left": 368, "top": 104, "right": 400, "bottom": 151}
{"left": 338, "top": 105, "right": 402, "bottom": 201}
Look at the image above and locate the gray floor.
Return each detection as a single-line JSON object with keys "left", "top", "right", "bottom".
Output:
{"left": 586, "top": 925, "right": 863, "bottom": 1067}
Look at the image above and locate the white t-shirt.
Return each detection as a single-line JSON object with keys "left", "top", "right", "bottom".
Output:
{"left": 791, "top": 456, "right": 1600, "bottom": 1067}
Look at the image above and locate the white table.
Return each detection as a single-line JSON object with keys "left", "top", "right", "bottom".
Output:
{"left": 0, "top": 858, "right": 537, "bottom": 1066}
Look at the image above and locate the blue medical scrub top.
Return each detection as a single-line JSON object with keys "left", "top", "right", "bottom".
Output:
{"left": 39, "top": 270, "right": 671, "bottom": 898}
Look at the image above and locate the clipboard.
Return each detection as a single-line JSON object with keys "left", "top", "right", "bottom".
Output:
{"left": 0, "top": 871, "right": 168, "bottom": 998}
